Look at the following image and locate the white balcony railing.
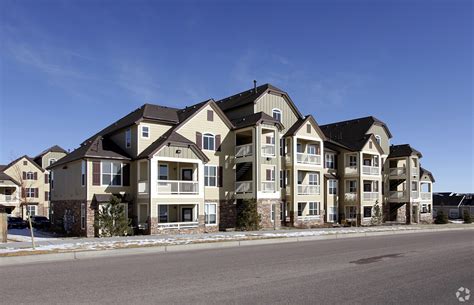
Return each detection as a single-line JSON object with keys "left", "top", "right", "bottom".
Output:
{"left": 363, "top": 192, "right": 378, "bottom": 201}
{"left": 235, "top": 181, "right": 253, "bottom": 194}
{"left": 296, "top": 153, "right": 321, "bottom": 165}
{"left": 0, "top": 194, "right": 18, "bottom": 202}
{"left": 261, "top": 144, "right": 275, "bottom": 156}
{"left": 411, "top": 191, "right": 419, "bottom": 199}
{"left": 420, "top": 192, "right": 431, "bottom": 200}
{"left": 389, "top": 167, "right": 406, "bottom": 176}
{"left": 389, "top": 191, "right": 406, "bottom": 200}
{"left": 235, "top": 144, "right": 253, "bottom": 158}
{"left": 157, "top": 180, "right": 199, "bottom": 195}
{"left": 362, "top": 166, "right": 379, "bottom": 175}
{"left": 156, "top": 222, "right": 199, "bottom": 229}
{"left": 344, "top": 192, "right": 357, "bottom": 201}
{"left": 345, "top": 166, "right": 358, "bottom": 175}
{"left": 297, "top": 184, "right": 320, "bottom": 195}
{"left": 262, "top": 181, "right": 275, "bottom": 193}
{"left": 138, "top": 181, "right": 148, "bottom": 194}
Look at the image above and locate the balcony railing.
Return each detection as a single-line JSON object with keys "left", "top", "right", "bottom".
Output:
{"left": 344, "top": 192, "right": 357, "bottom": 201}
{"left": 389, "top": 167, "right": 406, "bottom": 176}
{"left": 261, "top": 144, "right": 275, "bottom": 156}
{"left": 235, "top": 181, "right": 253, "bottom": 194}
{"left": 389, "top": 191, "right": 406, "bottom": 200}
{"left": 297, "top": 184, "right": 320, "bottom": 195}
{"left": 420, "top": 192, "right": 431, "bottom": 200}
{"left": 411, "top": 191, "right": 419, "bottom": 199}
{"left": 363, "top": 192, "right": 378, "bottom": 201}
{"left": 362, "top": 166, "right": 379, "bottom": 175}
{"left": 296, "top": 153, "right": 321, "bottom": 165}
{"left": 138, "top": 181, "right": 148, "bottom": 194}
{"left": 262, "top": 181, "right": 275, "bottom": 193}
{"left": 156, "top": 222, "right": 199, "bottom": 229}
{"left": 0, "top": 194, "right": 18, "bottom": 202}
{"left": 345, "top": 166, "right": 358, "bottom": 175}
{"left": 235, "top": 144, "right": 253, "bottom": 158}
{"left": 157, "top": 180, "right": 199, "bottom": 195}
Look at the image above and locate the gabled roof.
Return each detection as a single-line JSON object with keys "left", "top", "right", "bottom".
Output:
{"left": 137, "top": 129, "right": 209, "bottom": 162}
{"left": 232, "top": 112, "right": 283, "bottom": 130}
{"left": 34, "top": 145, "right": 67, "bottom": 158}
{"left": 320, "top": 116, "right": 392, "bottom": 151}
{"left": 388, "top": 144, "right": 422, "bottom": 159}
{"left": 0, "top": 165, "right": 20, "bottom": 186}
{"left": 48, "top": 136, "right": 131, "bottom": 169}
{"left": 2, "top": 155, "right": 45, "bottom": 173}
{"left": 216, "top": 83, "right": 304, "bottom": 119}
{"left": 284, "top": 115, "right": 327, "bottom": 140}
{"left": 420, "top": 167, "right": 435, "bottom": 182}
{"left": 175, "top": 99, "right": 234, "bottom": 131}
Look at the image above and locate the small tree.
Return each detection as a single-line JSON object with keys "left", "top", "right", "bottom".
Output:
{"left": 236, "top": 199, "right": 261, "bottom": 231}
{"left": 463, "top": 210, "right": 472, "bottom": 224}
{"left": 370, "top": 200, "right": 382, "bottom": 226}
{"left": 434, "top": 210, "right": 448, "bottom": 224}
{"left": 94, "top": 196, "right": 132, "bottom": 237}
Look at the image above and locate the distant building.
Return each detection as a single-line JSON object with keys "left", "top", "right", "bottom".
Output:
{"left": 433, "top": 192, "right": 474, "bottom": 219}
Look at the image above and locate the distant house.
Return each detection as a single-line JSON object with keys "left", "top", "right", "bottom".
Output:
{"left": 433, "top": 192, "right": 474, "bottom": 219}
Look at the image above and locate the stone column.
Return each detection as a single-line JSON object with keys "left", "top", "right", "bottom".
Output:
{"left": 405, "top": 202, "right": 411, "bottom": 224}
{"left": 0, "top": 206, "right": 7, "bottom": 243}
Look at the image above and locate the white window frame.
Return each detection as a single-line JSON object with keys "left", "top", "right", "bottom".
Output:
{"left": 348, "top": 155, "right": 357, "bottom": 167}
{"left": 26, "top": 188, "right": 35, "bottom": 198}
{"left": 363, "top": 206, "right": 372, "bottom": 218}
{"left": 125, "top": 128, "right": 131, "bottom": 148}
{"left": 101, "top": 161, "right": 123, "bottom": 187}
{"left": 325, "top": 153, "right": 335, "bottom": 169}
{"left": 272, "top": 108, "right": 282, "bottom": 122}
{"left": 80, "top": 203, "right": 86, "bottom": 230}
{"left": 205, "top": 203, "right": 217, "bottom": 225}
{"left": 141, "top": 125, "right": 150, "bottom": 138}
{"left": 158, "top": 164, "right": 168, "bottom": 180}
{"left": 308, "top": 202, "right": 320, "bottom": 216}
{"left": 204, "top": 165, "right": 217, "bottom": 187}
{"left": 48, "top": 158, "right": 57, "bottom": 166}
{"left": 308, "top": 173, "right": 319, "bottom": 185}
{"left": 271, "top": 204, "right": 276, "bottom": 222}
{"left": 26, "top": 205, "right": 37, "bottom": 217}
{"left": 375, "top": 135, "right": 381, "bottom": 145}
{"left": 203, "top": 133, "right": 216, "bottom": 151}
{"left": 266, "top": 166, "right": 276, "bottom": 182}
{"left": 26, "top": 171, "right": 34, "bottom": 180}
{"left": 328, "top": 179, "right": 338, "bottom": 195}
{"left": 348, "top": 180, "right": 357, "bottom": 193}
{"left": 81, "top": 160, "right": 86, "bottom": 187}
{"left": 307, "top": 144, "right": 317, "bottom": 155}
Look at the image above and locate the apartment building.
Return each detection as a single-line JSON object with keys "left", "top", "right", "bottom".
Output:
{"left": 48, "top": 83, "right": 434, "bottom": 237}
{"left": 0, "top": 145, "right": 67, "bottom": 219}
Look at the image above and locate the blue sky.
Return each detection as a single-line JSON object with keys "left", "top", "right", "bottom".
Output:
{"left": 0, "top": 0, "right": 472, "bottom": 192}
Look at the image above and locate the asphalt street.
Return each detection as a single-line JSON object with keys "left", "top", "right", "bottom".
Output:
{"left": 1, "top": 230, "right": 473, "bottom": 305}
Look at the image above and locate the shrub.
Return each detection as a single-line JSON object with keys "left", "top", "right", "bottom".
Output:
{"left": 463, "top": 210, "right": 472, "bottom": 224}
{"left": 236, "top": 199, "right": 261, "bottom": 231}
{"left": 434, "top": 210, "right": 448, "bottom": 224}
{"left": 370, "top": 200, "right": 383, "bottom": 226}
{"left": 94, "top": 195, "right": 132, "bottom": 237}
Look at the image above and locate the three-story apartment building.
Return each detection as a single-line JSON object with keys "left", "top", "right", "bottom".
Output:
{"left": 49, "top": 83, "right": 434, "bottom": 236}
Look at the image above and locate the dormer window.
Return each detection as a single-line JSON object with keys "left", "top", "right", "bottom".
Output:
{"left": 375, "top": 135, "right": 381, "bottom": 145}
{"left": 272, "top": 109, "right": 282, "bottom": 122}
{"left": 141, "top": 125, "right": 150, "bottom": 138}
{"left": 203, "top": 133, "right": 215, "bottom": 151}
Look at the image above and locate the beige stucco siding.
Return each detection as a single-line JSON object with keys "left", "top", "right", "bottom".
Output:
{"left": 41, "top": 151, "right": 67, "bottom": 168}
{"left": 367, "top": 125, "right": 390, "bottom": 155}
{"left": 51, "top": 160, "right": 86, "bottom": 201}
{"left": 137, "top": 122, "right": 173, "bottom": 156}
{"left": 254, "top": 92, "right": 300, "bottom": 133}
{"left": 109, "top": 125, "right": 139, "bottom": 158}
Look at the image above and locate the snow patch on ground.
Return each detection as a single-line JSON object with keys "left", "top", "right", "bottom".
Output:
{"left": 7, "top": 228, "right": 57, "bottom": 242}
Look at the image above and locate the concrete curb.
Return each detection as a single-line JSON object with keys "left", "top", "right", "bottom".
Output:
{"left": 1, "top": 226, "right": 473, "bottom": 267}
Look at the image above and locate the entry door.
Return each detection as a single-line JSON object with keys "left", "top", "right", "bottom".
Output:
{"left": 182, "top": 208, "right": 193, "bottom": 222}
{"left": 412, "top": 206, "right": 419, "bottom": 223}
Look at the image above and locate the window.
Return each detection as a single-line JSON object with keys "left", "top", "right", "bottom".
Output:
{"left": 49, "top": 158, "right": 56, "bottom": 166}
{"left": 308, "top": 202, "right": 320, "bottom": 216}
{"left": 364, "top": 181, "right": 372, "bottom": 192}
{"left": 307, "top": 144, "right": 317, "bottom": 155}
{"left": 307, "top": 124, "right": 311, "bottom": 133}
{"left": 421, "top": 204, "right": 428, "bottom": 213}
{"left": 26, "top": 172, "right": 34, "bottom": 180}
{"left": 26, "top": 188, "right": 35, "bottom": 198}
{"left": 45, "top": 191, "right": 50, "bottom": 201}
{"left": 205, "top": 165, "right": 217, "bottom": 186}
{"left": 203, "top": 133, "right": 215, "bottom": 150}
{"left": 141, "top": 126, "right": 150, "bottom": 138}
{"left": 297, "top": 202, "right": 305, "bottom": 217}
{"left": 23, "top": 160, "right": 28, "bottom": 166}
{"left": 51, "top": 171, "right": 54, "bottom": 189}
{"left": 271, "top": 204, "right": 276, "bottom": 222}
{"left": 325, "top": 153, "right": 335, "bottom": 169}
{"left": 285, "top": 170, "right": 290, "bottom": 186}
{"left": 26, "top": 205, "right": 36, "bottom": 217}
{"left": 266, "top": 135, "right": 275, "bottom": 145}
{"left": 81, "top": 203, "right": 86, "bottom": 230}
{"left": 411, "top": 181, "right": 418, "bottom": 191}
{"left": 297, "top": 143, "right": 303, "bottom": 153}
{"left": 158, "top": 205, "right": 168, "bottom": 223}
{"left": 375, "top": 135, "right": 381, "bottom": 145}
{"left": 207, "top": 110, "right": 214, "bottom": 121}
{"left": 272, "top": 109, "right": 282, "bottom": 122}
{"left": 266, "top": 167, "right": 275, "bottom": 181}
{"left": 81, "top": 161, "right": 86, "bottom": 186}
{"left": 158, "top": 164, "right": 168, "bottom": 180}
{"left": 280, "top": 170, "right": 284, "bottom": 188}
{"left": 349, "top": 155, "right": 357, "bottom": 167}
{"left": 346, "top": 206, "right": 357, "bottom": 219}
{"left": 308, "top": 173, "right": 319, "bottom": 185}
{"left": 369, "top": 141, "right": 373, "bottom": 149}
{"left": 348, "top": 180, "right": 357, "bottom": 193}
{"left": 328, "top": 180, "right": 337, "bottom": 195}
{"left": 363, "top": 206, "right": 372, "bottom": 218}
{"left": 280, "top": 138, "right": 286, "bottom": 156}
{"left": 125, "top": 128, "right": 131, "bottom": 148}
{"left": 102, "top": 161, "right": 122, "bottom": 186}
{"left": 205, "top": 203, "right": 217, "bottom": 224}
{"left": 329, "top": 207, "right": 337, "bottom": 222}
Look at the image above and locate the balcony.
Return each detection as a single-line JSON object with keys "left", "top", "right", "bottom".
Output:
{"left": 296, "top": 153, "right": 321, "bottom": 166}
{"left": 362, "top": 166, "right": 379, "bottom": 175}
{"left": 262, "top": 181, "right": 275, "bottom": 193}
{"left": 0, "top": 194, "right": 18, "bottom": 202}
{"left": 345, "top": 166, "right": 358, "bottom": 175}
{"left": 261, "top": 144, "right": 275, "bottom": 157}
{"left": 157, "top": 180, "right": 199, "bottom": 195}
{"left": 235, "top": 181, "right": 253, "bottom": 194}
{"left": 363, "top": 192, "right": 378, "bottom": 201}
{"left": 389, "top": 191, "right": 406, "bottom": 200}
{"left": 344, "top": 192, "right": 357, "bottom": 202}
{"left": 420, "top": 192, "right": 431, "bottom": 200}
{"left": 235, "top": 144, "right": 253, "bottom": 158}
{"left": 137, "top": 181, "right": 148, "bottom": 194}
{"left": 411, "top": 191, "right": 419, "bottom": 199}
{"left": 297, "top": 184, "right": 320, "bottom": 195}
{"left": 389, "top": 167, "right": 406, "bottom": 177}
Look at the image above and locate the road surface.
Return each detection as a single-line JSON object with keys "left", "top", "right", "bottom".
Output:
{"left": 1, "top": 230, "right": 473, "bottom": 304}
